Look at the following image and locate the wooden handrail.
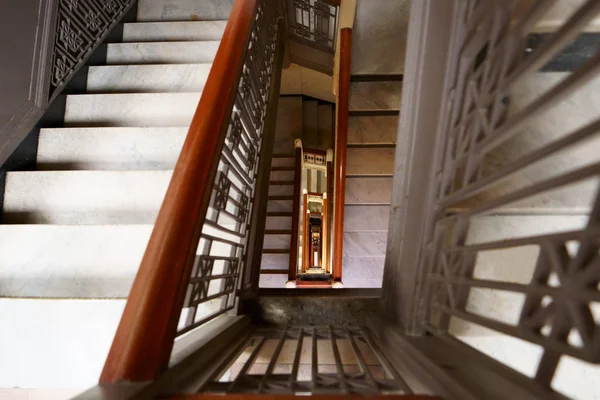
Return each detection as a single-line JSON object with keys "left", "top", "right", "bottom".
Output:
{"left": 326, "top": 158, "right": 333, "bottom": 273}
{"left": 288, "top": 143, "right": 302, "bottom": 282}
{"left": 332, "top": 28, "right": 352, "bottom": 283}
{"left": 100, "top": 0, "right": 259, "bottom": 383}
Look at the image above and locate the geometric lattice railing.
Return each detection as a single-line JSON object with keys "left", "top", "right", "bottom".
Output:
{"left": 413, "top": 0, "right": 600, "bottom": 397}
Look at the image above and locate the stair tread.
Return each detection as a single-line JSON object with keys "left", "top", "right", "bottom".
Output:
{"left": 64, "top": 92, "right": 201, "bottom": 128}
{"left": 0, "top": 224, "right": 154, "bottom": 297}
{"left": 3, "top": 170, "right": 172, "bottom": 224}
{"left": 0, "top": 298, "right": 126, "bottom": 388}
{"left": 122, "top": 21, "right": 227, "bottom": 42}
{"left": 38, "top": 127, "right": 186, "bottom": 170}
{"left": 87, "top": 64, "right": 212, "bottom": 94}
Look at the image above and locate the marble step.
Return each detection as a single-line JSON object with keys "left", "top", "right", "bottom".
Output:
{"left": 263, "top": 233, "right": 291, "bottom": 251}
{"left": 342, "top": 257, "right": 385, "bottom": 288}
{"left": 270, "top": 169, "right": 295, "bottom": 181}
{"left": 268, "top": 182, "right": 294, "bottom": 197}
{"left": 3, "top": 171, "right": 171, "bottom": 225}
{"left": 346, "top": 148, "right": 395, "bottom": 176}
{"left": 261, "top": 253, "right": 290, "bottom": 268}
{"left": 271, "top": 155, "right": 295, "bottom": 168}
{"left": 122, "top": 21, "right": 227, "bottom": 42}
{"left": 265, "top": 215, "right": 292, "bottom": 230}
{"left": 349, "top": 81, "right": 402, "bottom": 111}
{"left": 348, "top": 115, "right": 398, "bottom": 145}
{"left": 64, "top": 93, "right": 200, "bottom": 127}
{"left": 259, "top": 274, "right": 288, "bottom": 288}
{"left": 0, "top": 298, "right": 125, "bottom": 388}
{"left": 87, "top": 64, "right": 212, "bottom": 93}
{"left": 343, "top": 232, "right": 388, "bottom": 257}
{"left": 267, "top": 199, "right": 293, "bottom": 213}
{"left": 106, "top": 41, "right": 219, "bottom": 64}
{"left": 0, "top": 225, "right": 153, "bottom": 298}
{"left": 137, "top": 0, "right": 234, "bottom": 22}
{"left": 344, "top": 205, "right": 390, "bottom": 232}
{"left": 37, "top": 127, "right": 186, "bottom": 170}
{"left": 345, "top": 177, "right": 393, "bottom": 205}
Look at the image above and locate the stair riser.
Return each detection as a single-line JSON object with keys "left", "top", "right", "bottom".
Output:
{"left": 122, "top": 21, "right": 226, "bottom": 42}
{"left": 37, "top": 128, "right": 186, "bottom": 171}
{"left": 64, "top": 93, "right": 200, "bottom": 127}
{"left": 3, "top": 171, "right": 171, "bottom": 225}
{"left": 87, "top": 65, "right": 211, "bottom": 93}
{"left": 136, "top": 0, "right": 234, "bottom": 22}
{"left": 349, "top": 81, "right": 402, "bottom": 111}
{"left": 107, "top": 42, "right": 219, "bottom": 65}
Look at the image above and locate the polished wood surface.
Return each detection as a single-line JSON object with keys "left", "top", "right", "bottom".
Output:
{"left": 288, "top": 146, "right": 302, "bottom": 282}
{"left": 332, "top": 28, "right": 352, "bottom": 283}
{"left": 100, "top": 0, "right": 258, "bottom": 383}
{"left": 170, "top": 395, "right": 439, "bottom": 399}
{"left": 302, "top": 192, "right": 309, "bottom": 272}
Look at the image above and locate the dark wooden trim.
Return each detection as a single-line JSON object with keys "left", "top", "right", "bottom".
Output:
{"left": 260, "top": 269, "right": 289, "bottom": 274}
{"left": 267, "top": 211, "right": 293, "bottom": 217}
{"left": 288, "top": 145, "right": 302, "bottom": 282}
{"left": 332, "top": 28, "right": 352, "bottom": 283}
{"left": 350, "top": 74, "right": 404, "bottom": 82}
{"left": 262, "top": 249, "right": 291, "bottom": 254}
{"left": 302, "top": 192, "right": 310, "bottom": 272}
{"left": 253, "top": 288, "right": 382, "bottom": 298}
{"left": 349, "top": 110, "right": 400, "bottom": 116}
{"left": 100, "top": 0, "right": 259, "bottom": 383}
{"left": 326, "top": 159, "right": 333, "bottom": 273}
{"left": 170, "top": 395, "right": 437, "bottom": 399}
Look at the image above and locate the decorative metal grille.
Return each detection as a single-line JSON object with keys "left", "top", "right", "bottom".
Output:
{"left": 415, "top": 0, "right": 600, "bottom": 394}
{"left": 203, "top": 326, "right": 411, "bottom": 395}
{"left": 50, "top": 0, "right": 136, "bottom": 99}
{"left": 176, "top": 0, "right": 280, "bottom": 336}
{"left": 304, "top": 151, "right": 326, "bottom": 165}
{"left": 289, "top": 0, "right": 338, "bottom": 53}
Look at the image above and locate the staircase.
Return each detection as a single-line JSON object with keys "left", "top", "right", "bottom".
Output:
{"left": 257, "top": 81, "right": 402, "bottom": 289}
{"left": 0, "top": 1, "right": 232, "bottom": 390}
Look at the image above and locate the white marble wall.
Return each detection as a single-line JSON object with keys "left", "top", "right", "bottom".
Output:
{"left": 351, "top": 0, "right": 410, "bottom": 74}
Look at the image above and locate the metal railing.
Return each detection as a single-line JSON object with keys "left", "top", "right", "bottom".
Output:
{"left": 100, "top": 0, "right": 282, "bottom": 383}
{"left": 388, "top": 0, "right": 600, "bottom": 397}
{"left": 288, "top": 0, "right": 339, "bottom": 53}
{"left": 201, "top": 325, "right": 412, "bottom": 395}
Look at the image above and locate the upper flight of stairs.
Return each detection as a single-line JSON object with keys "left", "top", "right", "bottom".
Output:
{"left": 259, "top": 79, "right": 403, "bottom": 288}
{"left": 0, "top": 0, "right": 233, "bottom": 390}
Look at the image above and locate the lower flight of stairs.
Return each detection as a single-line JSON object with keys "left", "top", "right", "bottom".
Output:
{"left": 258, "top": 79, "right": 403, "bottom": 288}
{"left": 0, "top": 0, "right": 232, "bottom": 390}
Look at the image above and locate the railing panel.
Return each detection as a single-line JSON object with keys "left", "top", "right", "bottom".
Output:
{"left": 100, "top": 0, "right": 281, "bottom": 383}
{"left": 399, "top": 0, "right": 600, "bottom": 397}
{"left": 288, "top": 0, "right": 339, "bottom": 53}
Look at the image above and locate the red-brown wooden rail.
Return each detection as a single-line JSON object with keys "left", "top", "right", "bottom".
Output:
{"left": 288, "top": 145, "right": 302, "bottom": 282}
{"left": 100, "top": 0, "right": 258, "bottom": 383}
{"left": 332, "top": 28, "right": 352, "bottom": 283}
